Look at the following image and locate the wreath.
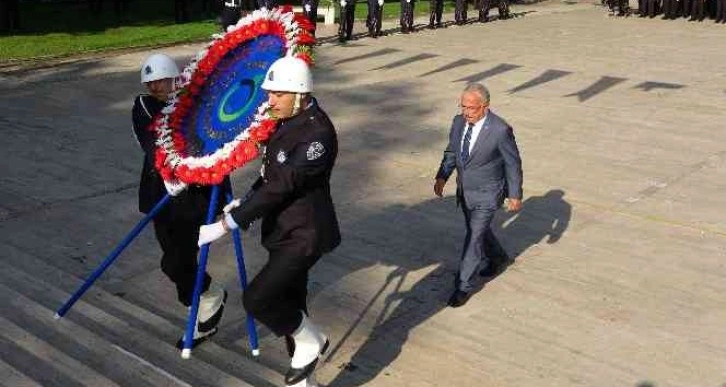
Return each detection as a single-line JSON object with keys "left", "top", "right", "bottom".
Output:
{"left": 149, "top": 6, "right": 316, "bottom": 186}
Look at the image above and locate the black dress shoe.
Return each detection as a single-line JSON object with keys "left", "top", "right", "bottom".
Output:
{"left": 448, "top": 290, "right": 470, "bottom": 308}
{"left": 285, "top": 339, "right": 329, "bottom": 385}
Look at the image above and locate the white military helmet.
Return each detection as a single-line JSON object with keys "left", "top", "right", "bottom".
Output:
{"left": 140, "top": 53, "right": 180, "bottom": 83}
{"left": 261, "top": 56, "right": 313, "bottom": 93}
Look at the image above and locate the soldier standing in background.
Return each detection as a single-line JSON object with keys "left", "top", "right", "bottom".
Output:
{"left": 430, "top": 0, "right": 444, "bottom": 28}
{"left": 400, "top": 0, "right": 415, "bottom": 33}
{"left": 662, "top": 0, "right": 677, "bottom": 19}
{"left": 690, "top": 0, "right": 705, "bottom": 19}
{"left": 303, "top": 0, "right": 320, "bottom": 34}
{"left": 367, "top": 0, "right": 384, "bottom": 37}
{"left": 476, "top": 0, "right": 491, "bottom": 22}
{"left": 455, "top": 0, "right": 468, "bottom": 24}
{"left": 714, "top": 0, "right": 725, "bottom": 21}
{"left": 338, "top": 0, "right": 356, "bottom": 42}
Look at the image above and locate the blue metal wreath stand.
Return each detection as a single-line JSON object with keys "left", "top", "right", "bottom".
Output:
{"left": 54, "top": 181, "right": 259, "bottom": 359}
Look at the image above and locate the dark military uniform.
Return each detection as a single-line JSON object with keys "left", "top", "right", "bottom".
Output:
{"left": 229, "top": 99, "right": 340, "bottom": 337}
{"left": 220, "top": 0, "right": 243, "bottom": 31}
{"left": 258, "top": 0, "right": 278, "bottom": 9}
{"left": 681, "top": 0, "right": 691, "bottom": 17}
{"left": 429, "top": 0, "right": 444, "bottom": 28}
{"left": 132, "top": 94, "right": 225, "bottom": 306}
{"left": 717, "top": 0, "right": 726, "bottom": 22}
{"left": 691, "top": 0, "right": 705, "bottom": 19}
{"left": 302, "top": 0, "right": 320, "bottom": 33}
{"left": 338, "top": 0, "right": 356, "bottom": 41}
{"left": 455, "top": 0, "right": 468, "bottom": 24}
{"left": 662, "top": 0, "right": 678, "bottom": 18}
{"left": 367, "top": 0, "right": 384, "bottom": 37}
{"left": 476, "top": 0, "right": 491, "bottom": 22}
{"left": 644, "top": 0, "right": 659, "bottom": 17}
{"left": 400, "top": 0, "right": 415, "bottom": 33}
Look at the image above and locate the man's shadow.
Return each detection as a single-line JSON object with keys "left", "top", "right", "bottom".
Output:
{"left": 326, "top": 189, "right": 571, "bottom": 386}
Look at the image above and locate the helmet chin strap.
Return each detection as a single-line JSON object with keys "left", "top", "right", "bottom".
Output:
{"left": 292, "top": 93, "right": 303, "bottom": 116}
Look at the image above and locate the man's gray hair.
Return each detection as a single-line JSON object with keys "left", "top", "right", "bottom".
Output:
{"left": 463, "top": 83, "right": 491, "bottom": 104}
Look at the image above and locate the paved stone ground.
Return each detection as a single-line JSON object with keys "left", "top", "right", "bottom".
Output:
{"left": 1, "top": 1, "right": 725, "bottom": 386}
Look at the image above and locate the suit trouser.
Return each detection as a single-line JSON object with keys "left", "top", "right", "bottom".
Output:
{"left": 430, "top": 0, "right": 444, "bottom": 25}
{"left": 455, "top": 0, "right": 468, "bottom": 23}
{"left": 302, "top": 0, "right": 319, "bottom": 31}
{"left": 457, "top": 204, "right": 507, "bottom": 292}
{"left": 154, "top": 218, "right": 212, "bottom": 307}
{"left": 243, "top": 250, "right": 320, "bottom": 336}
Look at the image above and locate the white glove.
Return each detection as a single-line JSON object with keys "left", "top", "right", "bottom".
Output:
{"left": 198, "top": 222, "right": 227, "bottom": 246}
{"left": 340, "top": 0, "right": 347, "bottom": 6}
{"left": 223, "top": 198, "right": 241, "bottom": 213}
{"left": 378, "top": 0, "right": 383, "bottom": 5}
{"left": 304, "top": 4, "right": 312, "bottom": 12}
{"left": 163, "top": 179, "right": 186, "bottom": 197}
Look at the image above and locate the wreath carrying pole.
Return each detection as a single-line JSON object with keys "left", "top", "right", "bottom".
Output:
{"left": 55, "top": 194, "right": 172, "bottom": 319}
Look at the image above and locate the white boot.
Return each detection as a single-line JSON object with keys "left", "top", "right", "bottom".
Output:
{"left": 198, "top": 282, "right": 227, "bottom": 332}
{"left": 285, "top": 313, "right": 329, "bottom": 385}
{"left": 176, "top": 282, "right": 227, "bottom": 349}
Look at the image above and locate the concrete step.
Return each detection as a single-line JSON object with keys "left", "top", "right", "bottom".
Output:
{"left": 1, "top": 244, "right": 284, "bottom": 386}
{"left": 0, "top": 257, "right": 256, "bottom": 387}
{"left": 0, "top": 357, "right": 42, "bottom": 387}
{"left": 0, "top": 315, "right": 118, "bottom": 387}
{"left": 0, "top": 282, "right": 188, "bottom": 387}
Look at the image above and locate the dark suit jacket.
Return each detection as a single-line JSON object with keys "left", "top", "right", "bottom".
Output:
{"left": 436, "top": 111, "right": 523, "bottom": 210}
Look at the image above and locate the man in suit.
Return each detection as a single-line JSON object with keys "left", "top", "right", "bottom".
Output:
{"left": 434, "top": 83, "right": 523, "bottom": 308}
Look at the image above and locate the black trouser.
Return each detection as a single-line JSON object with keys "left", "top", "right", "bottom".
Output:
{"left": 662, "top": 0, "right": 677, "bottom": 18}
{"left": 717, "top": 0, "right": 726, "bottom": 21}
{"left": 682, "top": 0, "right": 692, "bottom": 16}
{"left": 645, "top": 0, "right": 659, "bottom": 17}
{"left": 302, "top": 0, "right": 319, "bottom": 32}
{"left": 429, "top": 0, "right": 444, "bottom": 26}
{"left": 455, "top": 0, "right": 468, "bottom": 23}
{"left": 400, "top": 0, "right": 415, "bottom": 31}
{"left": 338, "top": 1, "right": 356, "bottom": 40}
{"left": 477, "top": 0, "right": 491, "bottom": 21}
{"left": 242, "top": 250, "right": 320, "bottom": 336}
{"left": 498, "top": 0, "right": 511, "bottom": 18}
{"left": 691, "top": 0, "right": 705, "bottom": 19}
{"left": 367, "top": 0, "right": 383, "bottom": 35}
{"left": 154, "top": 218, "right": 211, "bottom": 307}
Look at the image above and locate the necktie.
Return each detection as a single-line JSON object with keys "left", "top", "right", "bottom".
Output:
{"left": 461, "top": 123, "right": 474, "bottom": 163}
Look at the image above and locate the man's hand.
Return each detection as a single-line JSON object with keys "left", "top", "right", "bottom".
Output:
{"left": 198, "top": 221, "right": 228, "bottom": 246}
{"left": 506, "top": 198, "right": 522, "bottom": 212}
{"left": 433, "top": 178, "right": 446, "bottom": 197}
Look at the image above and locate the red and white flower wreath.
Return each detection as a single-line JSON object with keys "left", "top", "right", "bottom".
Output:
{"left": 149, "top": 6, "right": 316, "bottom": 186}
